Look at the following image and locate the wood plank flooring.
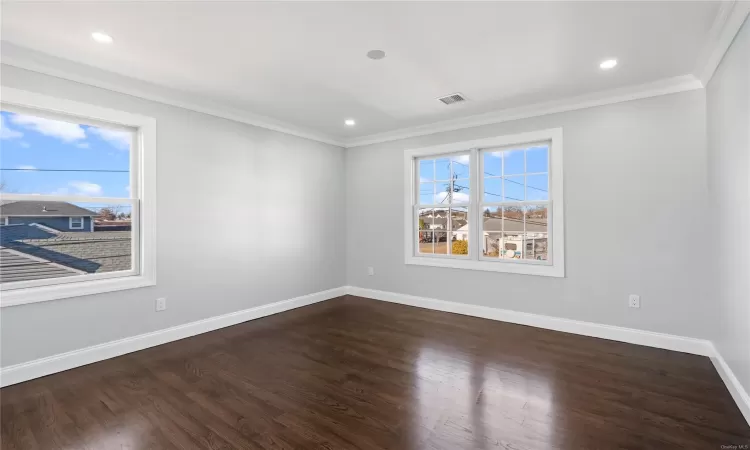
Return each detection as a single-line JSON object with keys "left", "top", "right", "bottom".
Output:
{"left": 2, "top": 295, "right": 749, "bottom": 449}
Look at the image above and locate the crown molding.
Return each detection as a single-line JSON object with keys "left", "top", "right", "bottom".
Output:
{"left": 0, "top": 42, "right": 346, "bottom": 147}
{"left": 344, "top": 74, "right": 703, "bottom": 148}
{"left": 695, "top": 0, "right": 750, "bottom": 86}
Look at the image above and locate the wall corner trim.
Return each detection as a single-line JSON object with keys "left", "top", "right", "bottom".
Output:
{"left": 0, "top": 286, "right": 347, "bottom": 387}
{"left": 696, "top": 0, "right": 750, "bottom": 86}
{"left": 710, "top": 346, "right": 750, "bottom": 426}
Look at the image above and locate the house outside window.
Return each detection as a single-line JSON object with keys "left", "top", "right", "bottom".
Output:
{"left": 69, "top": 216, "right": 84, "bottom": 230}
{"left": 0, "top": 88, "right": 156, "bottom": 306}
{"left": 404, "top": 128, "right": 564, "bottom": 277}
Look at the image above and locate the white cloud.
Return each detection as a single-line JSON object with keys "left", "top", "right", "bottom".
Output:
{"left": 453, "top": 154, "right": 470, "bottom": 164}
{"left": 88, "top": 127, "right": 131, "bottom": 150}
{"left": 51, "top": 181, "right": 103, "bottom": 197}
{"left": 19, "top": 141, "right": 31, "bottom": 148}
{"left": 69, "top": 181, "right": 103, "bottom": 196}
{"left": 16, "top": 165, "right": 37, "bottom": 171}
{"left": 0, "top": 116, "right": 23, "bottom": 140}
{"left": 10, "top": 113, "right": 86, "bottom": 142}
{"left": 76, "top": 142, "right": 90, "bottom": 149}
{"left": 435, "top": 191, "right": 470, "bottom": 204}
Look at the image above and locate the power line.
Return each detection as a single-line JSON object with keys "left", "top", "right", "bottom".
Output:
{"left": 450, "top": 160, "right": 547, "bottom": 192}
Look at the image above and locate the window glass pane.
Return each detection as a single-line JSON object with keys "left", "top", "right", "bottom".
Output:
{"left": 0, "top": 201, "right": 133, "bottom": 283}
{"left": 450, "top": 180, "right": 470, "bottom": 204}
{"left": 419, "top": 182, "right": 435, "bottom": 204}
{"left": 484, "top": 232, "right": 502, "bottom": 257}
{"left": 501, "top": 232, "right": 523, "bottom": 259}
{"left": 418, "top": 208, "right": 433, "bottom": 230}
{"left": 435, "top": 158, "right": 451, "bottom": 181}
{"left": 526, "top": 174, "right": 549, "bottom": 201}
{"left": 418, "top": 230, "right": 434, "bottom": 254}
{"left": 451, "top": 155, "right": 470, "bottom": 179}
{"left": 503, "top": 206, "right": 524, "bottom": 232}
{"left": 524, "top": 206, "right": 548, "bottom": 261}
{"left": 451, "top": 232, "right": 468, "bottom": 255}
{"left": 523, "top": 234, "right": 548, "bottom": 261}
{"left": 503, "top": 177, "right": 525, "bottom": 201}
{"left": 483, "top": 151, "right": 502, "bottom": 177}
{"left": 483, "top": 178, "right": 502, "bottom": 203}
{"left": 432, "top": 208, "right": 448, "bottom": 231}
{"left": 450, "top": 207, "right": 468, "bottom": 230}
{"left": 526, "top": 146, "right": 549, "bottom": 173}
{"left": 503, "top": 150, "right": 524, "bottom": 175}
{"left": 0, "top": 110, "right": 132, "bottom": 197}
{"left": 434, "top": 231, "right": 448, "bottom": 254}
{"left": 434, "top": 182, "right": 451, "bottom": 204}
{"left": 481, "top": 208, "right": 501, "bottom": 257}
{"left": 524, "top": 205, "right": 548, "bottom": 228}
{"left": 419, "top": 160, "right": 434, "bottom": 182}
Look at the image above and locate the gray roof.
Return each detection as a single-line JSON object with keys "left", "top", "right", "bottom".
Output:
{"left": 0, "top": 225, "right": 131, "bottom": 282}
{"left": 453, "top": 217, "right": 547, "bottom": 233}
{"left": 480, "top": 217, "right": 547, "bottom": 233}
{"left": 0, "top": 201, "right": 96, "bottom": 217}
{"left": 0, "top": 247, "right": 81, "bottom": 283}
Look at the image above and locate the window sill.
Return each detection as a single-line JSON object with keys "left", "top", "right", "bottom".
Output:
{"left": 405, "top": 255, "right": 564, "bottom": 277}
{"left": 0, "top": 275, "right": 156, "bottom": 307}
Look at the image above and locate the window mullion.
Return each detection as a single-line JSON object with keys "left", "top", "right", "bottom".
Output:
{"left": 471, "top": 148, "right": 479, "bottom": 261}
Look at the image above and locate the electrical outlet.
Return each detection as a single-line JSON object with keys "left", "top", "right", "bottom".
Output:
{"left": 628, "top": 294, "right": 640, "bottom": 308}
{"left": 367, "top": 267, "right": 375, "bottom": 276}
{"left": 156, "top": 297, "right": 167, "bottom": 312}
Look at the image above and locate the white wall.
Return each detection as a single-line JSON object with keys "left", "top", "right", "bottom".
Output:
{"left": 707, "top": 18, "right": 750, "bottom": 397}
{"left": 0, "top": 65, "right": 346, "bottom": 367}
{"left": 346, "top": 90, "right": 713, "bottom": 339}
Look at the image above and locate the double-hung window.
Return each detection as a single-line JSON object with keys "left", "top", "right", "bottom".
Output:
{"left": 69, "top": 217, "right": 84, "bottom": 230}
{"left": 404, "top": 128, "right": 564, "bottom": 277}
{"left": 0, "top": 88, "right": 156, "bottom": 306}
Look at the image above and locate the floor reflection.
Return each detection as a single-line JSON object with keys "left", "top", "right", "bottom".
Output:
{"left": 413, "top": 345, "right": 555, "bottom": 449}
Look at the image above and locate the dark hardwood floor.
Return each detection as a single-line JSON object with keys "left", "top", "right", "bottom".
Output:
{"left": 2, "top": 295, "right": 749, "bottom": 449}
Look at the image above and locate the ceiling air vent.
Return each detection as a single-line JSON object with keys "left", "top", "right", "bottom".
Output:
{"left": 437, "top": 93, "right": 467, "bottom": 105}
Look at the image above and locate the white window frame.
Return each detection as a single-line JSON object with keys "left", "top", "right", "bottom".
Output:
{"left": 1, "top": 217, "right": 7, "bottom": 226}
{"left": 404, "top": 128, "right": 564, "bottom": 277}
{"left": 69, "top": 216, "right": 84, "bottom": 230}
{"left": 0, "top": 87, "right": 157, "bottom": 307}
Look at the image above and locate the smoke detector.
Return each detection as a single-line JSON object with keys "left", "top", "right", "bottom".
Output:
{"left": 437, "top": 93, "right": 467, "bottom": 105}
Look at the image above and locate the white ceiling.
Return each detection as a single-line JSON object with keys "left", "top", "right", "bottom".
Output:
{"left": 0, "top": 1, "right": 732, "bottom": 145}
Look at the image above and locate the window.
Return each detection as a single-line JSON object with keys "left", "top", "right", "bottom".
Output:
{"left": 404, "top": 129, "right": 564, "bottom": 277}
{"left": 0, "top": 88, "right": 156, "bottom": 306}
{"left": 69, "top": 217, "right": 84, "bottom": 230}
{"left": 417, "top": 153, "right": 470, "bottom": 256}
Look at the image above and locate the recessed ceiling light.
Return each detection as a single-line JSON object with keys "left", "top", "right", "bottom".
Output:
{"left": 344, "top": 119, "right": 356, "bottom": 126}
{"left": 366, "top": 50, "right": 386, "bottom": 60}
{"left": 600, "top": 59, "right": 618, "bottom": 70}
{"left": 91, "top": 32, "right": 113, "bottom": 44}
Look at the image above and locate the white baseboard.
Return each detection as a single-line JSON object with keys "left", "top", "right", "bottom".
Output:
{"left": 710, "top": 346, "right": 750, "bottom": 425}
{"left": 0, "top": 286, "right": 347, "bottom": 387}
{"left": 346, "top": 286, "right": 714, "bottom": 356}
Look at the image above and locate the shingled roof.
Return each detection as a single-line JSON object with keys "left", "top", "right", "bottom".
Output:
{"left": 0, "top": 225, "right": 131, "bottom": 282}
{"left": 0, "top": 201, "right": 97, "bottom": 217}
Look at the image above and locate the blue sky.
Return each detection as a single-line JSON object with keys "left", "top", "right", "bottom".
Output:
{"left": 418, "top": 146, "right": 549, "bottom": 205}
{"left": 0, "top": 110, "right": 131, "bottom": 198}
